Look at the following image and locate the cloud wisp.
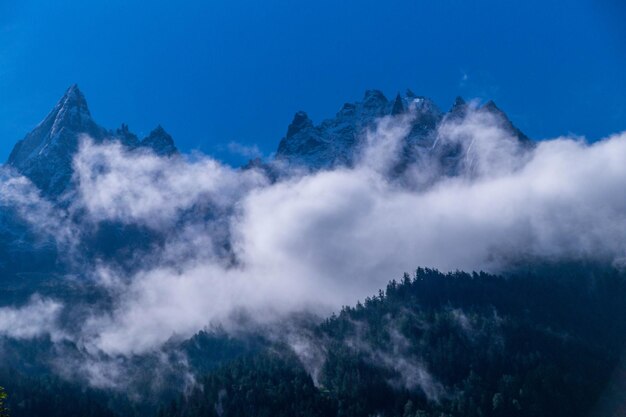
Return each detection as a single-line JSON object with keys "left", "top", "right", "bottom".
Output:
{"left": 0, "top": 296, "right": 65, "bottom": 341}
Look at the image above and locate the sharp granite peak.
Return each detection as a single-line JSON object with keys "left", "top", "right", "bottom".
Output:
{"left": 275, "top": 89, "right": 530, "bottom": 172}
{"left": 5, "top": 85, "right": 530, "bottom": 196}
{"left": 6, "top": 85, "right": 179, "bottom": 196}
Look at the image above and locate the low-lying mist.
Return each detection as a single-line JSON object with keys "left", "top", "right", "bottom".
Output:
{"left": 1, "top": 103, "right": 626, "bottom": 389}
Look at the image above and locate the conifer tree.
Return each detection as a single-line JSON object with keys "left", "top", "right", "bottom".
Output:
{"left": 0, "top": 386, "right": 8, "bottom": 417}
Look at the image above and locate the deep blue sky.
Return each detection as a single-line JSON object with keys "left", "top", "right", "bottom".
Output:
{"left": 0, "top": 0, "right": 624, "bottom": 165}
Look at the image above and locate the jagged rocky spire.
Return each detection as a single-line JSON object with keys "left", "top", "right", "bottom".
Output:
{"left": 274, "top": 89, "right": 530, "bottom": 171}
{"left": 7, "top": 85, "right": 107, "bottom": 196}
{"left": 114, "top": 123, "right": 140, "bottom": 147}
{"left": 286, "top": 111, "right": 313, "bottom": 139}
{"left": 6, "top": 85, "right": 179, "bottom": 196}
{"left": 140, "top": 125, "right": 178, "bottom": 156}
{"left": 391, "top": 93, "right": 405, "bottom": 115}
{"left": 447, "top": 96, "right": 468, "bottom": 119}
{"left": 479, "top": 100, "right": 531, "bottom": 144}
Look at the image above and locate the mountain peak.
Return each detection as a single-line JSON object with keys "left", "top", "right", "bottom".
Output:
{"left": 6, "top": 86, "right": 181, "bottom": 195}
{"left": 273, "top": 89, "right": 530, "bottom": 173}
{"left": 31, "top": 84, "right": 93, "bottom": 138}
{"left": 7, "top": 85, "right": 106, "bottom": 196}
{"left": 152, "top": 124, "right": 167, "bottom": 135}
{"left": 286, "top": 111, "right": 313, "bottom": 138}
{"left": 63, "top": 83, "right": 85, "bottom": 102}
{"left": 53, "top": 84, "right": 92, "bottom": 121}
{"left": 140, "top": 125, "right": 178, "bottom": 156}
{"left": 114, "top": 123, "right": 140, "bottom": 147}
{"left": 363, "top": 90, "right": 388, "bottom": 107}
{"left": 482, "top": 100, "right": 499, "bottom": 112}
{"left": 391, "top": 93, "right": 405, "bottom": 115}
{"left": 480, "top": 100, "right": 532, "bottom": 144}
{"left": 447, "top": 96, "right": 468, "bottom": 119}
{"left": 480, "top": 100, "right": 510, "bottom": 121}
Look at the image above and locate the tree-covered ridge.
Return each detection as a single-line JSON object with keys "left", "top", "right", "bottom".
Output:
{"left": 1, "top": 265, "right": 625, "bottom": 416}
{"left": 162, "top": 265, "right": 626, "bottom": 417}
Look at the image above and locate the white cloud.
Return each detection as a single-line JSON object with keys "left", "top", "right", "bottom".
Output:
{"left": 0, "top": 168, "right": 75, "bottom": 246}
{"left": 227, "top": 141, "right": 264, "bottom": 159}
{"left": 71, "top": 137, "right": 268, "bottom": 229}
{"left": 0, "top": 296, "right": 65, "bottom": 341}
{"left": 5, "top": 106, "right": 626, "bottom": 361}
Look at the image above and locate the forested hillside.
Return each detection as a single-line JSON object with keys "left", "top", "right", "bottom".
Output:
{"left": 2, "top": 265, "right": 626, "bottom": 416}
{"left": 156, "top": 265, "right": 626, "bottom": 417}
